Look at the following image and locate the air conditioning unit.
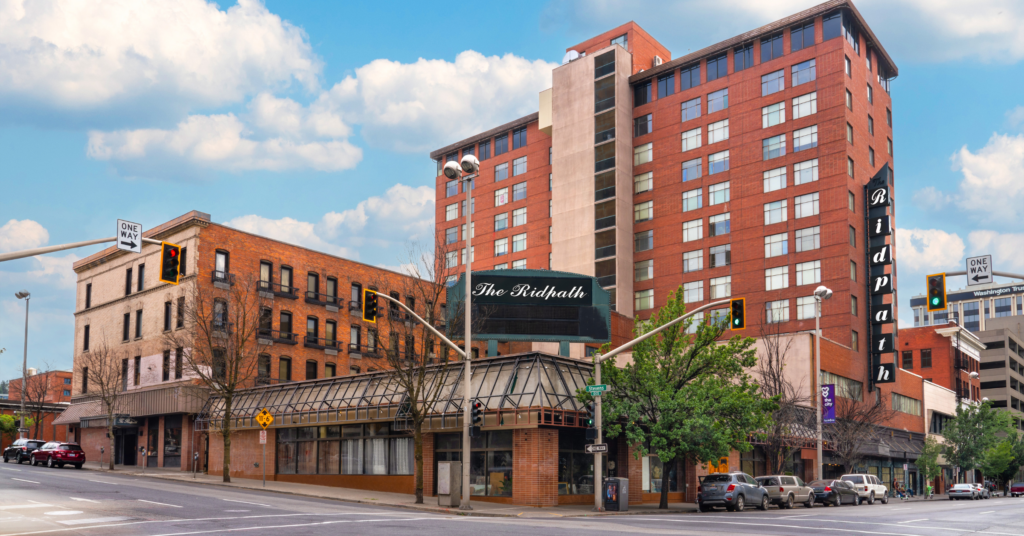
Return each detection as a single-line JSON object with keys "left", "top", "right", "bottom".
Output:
{"left": 653, "top": 55, "right": 663, "bottom": 67}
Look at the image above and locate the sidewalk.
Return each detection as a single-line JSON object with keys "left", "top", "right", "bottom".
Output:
{"left": 81, "top": 466, "right": 698, "bottom": 518}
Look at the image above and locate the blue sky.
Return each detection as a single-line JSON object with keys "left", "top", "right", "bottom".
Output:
{"left": 2, "top": 0, "right": 1024, "bottom": 381}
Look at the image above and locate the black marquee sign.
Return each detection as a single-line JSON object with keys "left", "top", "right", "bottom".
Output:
{"left": 865, "top": 165, "right": 897, "bottom": 391}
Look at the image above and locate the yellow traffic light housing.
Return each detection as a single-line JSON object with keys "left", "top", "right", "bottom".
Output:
{"left": 362, "top": 289, "right": 378, "bottom": 323}
{"left": 926, "top": 273, "right": 947, "bottom": 312}
{"left": 159, "top": 242, "right": 181, "bottom": 285}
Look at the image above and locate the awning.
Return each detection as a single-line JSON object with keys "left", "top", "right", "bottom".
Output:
{"left": 53, "top": 399, "right": 102, "bottom": 425}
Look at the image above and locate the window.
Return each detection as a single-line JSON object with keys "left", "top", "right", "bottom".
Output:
{"left": 892, "top": 393, "right": 922, "bottom": 416}
{"left": 479, "top": 140, "right": 490, "bottom": 160}
{"left": 84, "top": 283, "right": 92, "bottom": 309}
{"left": 635, "top": 259, "right": 653, "bottom": 282}
{"left": 512, "top": 157, "right": 527, "bottom": 176}
{"left": 762, "top": 102, "right": 785, "bottom": 128}
{"left": 634, "top": 172, "right": 652, "bottom": 193}
{"left": 867, "top": 84, "right": 873, "bottom": 104}
{"left": 796, "top": 260, "right": 821, "bottom": 285}
{"left": 682, "top": 188, "right": 702, "bottom": 212}
{"left": 851, "top": 295, "right": 858, "bottom": 316}
{"left": 162, "top": 350, "right": 170, "bottom": 382}
{"left": 765, "top": 233, "right": 788, "bottom": 258}
{"left": 765, "top": 266, "right": 789, "bottom": 290}
{"left": 794, "top": 158, "right": 818, "bottom": 185}
{"left": 634, "top": 200, "right": 653, "bottom": 222}
{"left": 850, "top": 261, "right": 857, "bottom": 281}
{"left": 512, "top": 207, "right": 527, "bottom": 227}
{"left": 445, "top": 203, "right": 458, "bottom": 221}
{"left": 163, "top": 301, "right": 172, "bottom": 331}
{"left": 761, "top": 32, "right": 783, "bottom": 62}
{"left": 280, "top": 311, "right": 293, "bottom": 336}
{"left": 710, "top": 276, "right": 731, "bottom": 298}
{"left": 633, "top": 114, "right": 652, "bottom": 136}
{"left": 766, "top": 300, "right": 790, "bottom": 323}
{"left": 762, "top": 70, "right": 784, "bottom": 96}
{"left": 635, "top": 289, "right": 654, "bottom": 311}
{"left": 707, "top": 53, "right": 728, "bottom": 81}
{"left": 635, "top": 230, "right": 653, "bottom": 252}
{"left": 709, "top": 181, "right": 729, "bottom": 205}
{"left": 595, "top": 200, "right": 615, "bottom": 230}
{"left": 847, "top": 123, "right": 854, "bottom": 143}
{"left": 763, "top": 134, "right": 786, "bottom": 160}
{"left": 792, "top": 92, "right": 817, "bottom": 119}
{"left": 681, "top": 127, "right": 701, "bottom": 152}
{"left": 494, "top": 162, "right": 508, "bottom": 182}
{"left": 634, "top": 81, "right": 651, "bottom": 106}
{"left": 512, "top": 233, "right": 526, "bottom": 253}
{"left": 512, "top": 181, "right": 527, "bottom": 201}
{"left": 708, "top": 119, "right": 728, "bottom": 144}
{"left": 868, "top": 115, "right": 874, "bottom": 135}
{"left": 673, "top": 281, "right": 701, "bottom": 305}
{"left": 657, "top": 72, "right": 674, "bottom": 98}
{"left": 508, "top": 259, "right": 526, "bottom": 270}
{"left": 795, "top": 192, "right": 819, "bottom": 218}
{"left": 708, "top": 89, "right": 728, "bottom": 114}
{"left": 886, "top": 108, "right": 892, "bottom": 126}
{"left": 708, "top": 150, "right": 729, "bottom": 174}
{"left": 791, "top": 59, "right": 815, "bottom": 86}
{"left": 595, "top": 141, "right": 615, "bottom": 172}
{"left": 796, "top": 226, "right": 820, "bottom": 252}
{"left": 901, "top": 350, "right": 913, "bottom": 369}
{"left": 634, "top": 142, "right": 652, "bottom": 165}
{"left": 682, "top": 158, "right": 701, "bottom": 182}
{"left": 794, "top": 125, "right": 818, "bottom": 152}
{"left": 734, "top": 43, "right": 754, "bottom": 71}
{"left": 125, "top": 267, "right": 132, "bottom": 295}
{"left": 921, "top": 349, "right": 932, "bottom": 368}
{"left": 820, "top": 370, "right": 863, "bottom": 401}
{"left": 846, "top": 89, "right": 853, "bottom": 109}
{"left": 135, "top": 309, "right": 143, "bottom": 338}
{"left": 797, "top": 296, "right": 816, "bottom": 320}
{"left": 176, "top": 296, "right": 184, "bottom": 328}
{"left": 307, "top": 272, "right": 320, "bottom": 300}
{"left": 764, "top": 200, "right": 787, "bottom": 225}
{"left": 764, "top": 167, "right": 786, "bottom": 192}
{"left": 83, "top": 324, "right": 91, "bottom": 351}
{"left": 445, "top": 226, "right": 458, "bottom": 244}
{"left": 709, "top": 213, "right": 730, "bottom": 237}
{"left": 681, "top": 97, "right": 700, "bottom": 122}
{"left": 137, "top": 264, "right": 145, "bottom": 291}
{"left": 709, "top": 244, "right": 731, "bottom": 268}
{"left": 82, "top": 367, "right": 88, "bottom": 393}
{"left": 847, "top": 157, "right": 854, "bottom": 177}
{"left": 494, "top": 187, "right": 508, "bottom": 207}
{"left": 887, "top": 138, "right": 892, "bottom": 155}
{"left": 869, "top": 147, "right": 875, "bottom": 167}
{"left": 513, "top": 127, "right": 527, "bottom": 150}
{"left": 446, "top": 180, "right": 458, "bottom": 197}
{"left": 680, "top": 63, "right": 700, "bottom": 90}
{"left": 445, "top": 251, "right": 458, "bottom": 269}
{"left": 845, "top": 55, "right": 851, "bottom": 76}
{"left": 134, "top": 355, "right": 141, "bottom": 385}
{"left": 494, "top": 238, "right": 508, "bottom": 257}
{"left": 683, "top": 250, "right": 702, "bottom": 273}
{"left": 494, "top": 133, "right": 508, "bottom": 156}
{"left": 791, "top": 21, "right": 815, "bottom": 52}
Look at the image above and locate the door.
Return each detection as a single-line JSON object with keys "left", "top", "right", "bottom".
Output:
{"left": 122, "top": 433, "right": 137, "bottom": 466}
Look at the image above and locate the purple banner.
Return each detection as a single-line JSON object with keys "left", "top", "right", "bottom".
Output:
{"left": 822, "top": 384, "right": 836, "bottom": 424}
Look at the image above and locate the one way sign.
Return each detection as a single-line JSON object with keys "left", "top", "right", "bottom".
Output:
{"left": 966, "top": 255, "right": 993, "bottom": 287}
{"left": 117, "top": 220, "right": 142, "bottom": 253}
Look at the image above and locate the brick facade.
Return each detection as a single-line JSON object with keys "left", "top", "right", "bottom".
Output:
{"left": 899, "top": 326, "right": 982, "bottom": 403}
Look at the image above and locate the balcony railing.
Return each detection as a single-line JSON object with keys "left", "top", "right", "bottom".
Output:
{"left": 210, "top": 320, "right": 233, "bottom": 335}
{"left": 347, "top": 343, "right": 380, "bottom": 357}
{"left": 595, "top": 215, "right": 615, "bottom": 230}
{"left": 595, "top": 127, "right": 615, "bottom": 144}
{"left": 595, "top": 244, "right": 616, "bottom": 260}
{"left": 595, "top": 96, "right": 615, "bottom": 113}
{"left": 212, "top": 270, "right": 234, "bottom": 285}
{"left": 259, "top": 280, "right": 298, "bottom": 299}
{"left": 257, "top": 328, "right": 297, "bottom": 345}
{"left": 304, "top": 334, "right": 338, "bottom": 350}
{"left": 595, "top": 185, "right": 615, "bottom": 202}
{"left": 305, "top": 290, "right": 342, "bottom": 307}
{"left": 595, "top": 156, "right": 615, "bottom": 173}
{"left": 596, "top": 274, "right": 616, "bottom": 288}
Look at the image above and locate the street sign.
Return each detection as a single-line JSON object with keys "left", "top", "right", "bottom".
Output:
{"left": 966, "top": 255, "right": 993, "bottom": 287}
{"left": 903, "top": 463, "right": 908, "bottom": 471}
{"left": 116, "top": 219, "right": 142, "bottom": 253}
{"left": 586, "top": 384, "right": 609, "bottom": 395}
{"left": 259, "top": 430, "right": 267, "bottom": 445}
{"left": 255, "top": 408, "right": 274, "bottom": 430}
{"left": 585, "top": 443, "right": 608, "bottom": 454}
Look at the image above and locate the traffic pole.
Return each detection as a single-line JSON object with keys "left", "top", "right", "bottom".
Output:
{"left": 593, "top": 356, "right": 603, "bottom": 512}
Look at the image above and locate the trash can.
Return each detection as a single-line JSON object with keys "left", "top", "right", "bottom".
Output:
{"left": 603, "top": 477, "right": 629, "bottom": 511}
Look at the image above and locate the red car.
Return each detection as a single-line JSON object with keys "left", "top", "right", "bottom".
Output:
{"left": 30, "top": 442, "right": 85, "bottom": 469}
{"left": 1011, "top": 482, "right": 1024, "bottom": 498}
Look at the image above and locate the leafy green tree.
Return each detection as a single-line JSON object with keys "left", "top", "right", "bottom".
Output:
{"left": 591, "top": 288, "right": 777, "bottom": 509}
{"left": 916, "top": 436, "right": 943, "bottom": 493}
{"left": 943, "top": 401, "right": 1013, "bottom": 480}
{"left": 980, "top": 441, "right": 1014, "bottom": 482}
{"left": 0, "top": 414, "right": 36, "bottom": 446}
{"left": 991, "top": 435, "right": 1024, "bottom": 494}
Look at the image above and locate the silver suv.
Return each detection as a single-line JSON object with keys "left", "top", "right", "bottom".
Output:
{"left": 755, "top": 475, "right": 815, "bottom": 509}
{"left": 840, "top": 474, "right": 888, "bottom": 504}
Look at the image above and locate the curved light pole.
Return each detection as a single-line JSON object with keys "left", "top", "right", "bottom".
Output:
{"left": 814, "top": 285, "right": 832, "bottom": 481}
{"left": 15, "top": 290, "right": 30, "bottom": 439}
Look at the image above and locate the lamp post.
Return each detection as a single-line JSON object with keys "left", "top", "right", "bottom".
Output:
{"left": 15, "top": 290, "right": 30, "bottom": 439}
{"left": 813, "top": 285, "right": 832, "bottom": 481}
{"left": 444, "top": 154, "right": 480, "bottom": 511}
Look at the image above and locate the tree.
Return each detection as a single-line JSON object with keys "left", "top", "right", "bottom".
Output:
{"left": 0, "top": 379, "right": 8, "bottom": 395}
{"left": 76, "top": 342, "right": 127, "bottom": 470}
{"left": 754, "top": 312, "right": 811, "bottom": 475}
{"left": 164, "top": 273, "right": 269, "bottom": 483}
{"left": 593, "top": 288, "right": 776, "bottom": 509}
{"left": 22, "top": 363, "right": 55, "bottom": 440}
{"left": 992, "top": 435, "right": 1024, "bottom": 494}
{"left": 980, "top": 441, "right": 1014, "bottom": 483}
{"left": 943, "top": 401, "right": 1013, "bottom": 480}
{"left": 916, "top": 436, "right": 943, "bottom": 493}
{"left": 1, "top": 414, "right": 35, "bottom": 445}
{"left": 823, "top": 393, "right": 898, "bottom": 474}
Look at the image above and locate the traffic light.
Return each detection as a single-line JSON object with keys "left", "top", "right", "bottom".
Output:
{"left": 470, "top": 399, "right": 484, "bottom": 438}
{"left": 926, "top": 273, "right": 947, "bottom": 312}
{"left": 362, "top": 289, "right": 378, "bottom": 323}
{"left": 159, "top": 242, "right": 181, "bottom": 285}
{"left": 584, "top": 401, "right": 597, "bottom": 440}
{"left": 730, "top": 298, "right": 746, "bottom": 330}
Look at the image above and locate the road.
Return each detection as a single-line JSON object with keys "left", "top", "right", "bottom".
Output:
{"left": 2, "top": 462, "right": 1022, "bottom": 536}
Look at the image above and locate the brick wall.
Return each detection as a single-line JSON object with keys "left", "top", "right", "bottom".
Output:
{"left": 898, "top": 326, "right": 980, "bottom": 400}
{"left": 513, "top": 427, "right": 558, "bottom": 506}
{"left": 207, "top": 428, "right": 273, "bottom": 479}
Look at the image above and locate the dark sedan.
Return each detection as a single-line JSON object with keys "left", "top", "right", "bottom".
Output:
{"left": 809, "top": 479, "right": 860, "bottom": 506}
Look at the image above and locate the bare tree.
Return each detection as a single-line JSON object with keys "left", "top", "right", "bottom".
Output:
{"left": 824, "top": 392, "right": 898, "bottom": 474}
{"left": 22, "top": 363, "right": 55, "bottom": 441}
{"left": 77, "top": 342, "right": 128, "bottom": 470}
{"left": 755, "top": 313, "right": 812, "bottom": 475}
{"left": 164, "top": 273, "right": 268, "bottom": 483}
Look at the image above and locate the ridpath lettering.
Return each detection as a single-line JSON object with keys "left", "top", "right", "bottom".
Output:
{"left": 473, "top": 282, "right": 588, "bottom": 301}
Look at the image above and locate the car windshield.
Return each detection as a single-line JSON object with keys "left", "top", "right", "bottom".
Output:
{"left": 703, "top": 475, "right": 732, "bottom": 483}
{"left": 27, "top": 441, "right": 44, "bottom": 449}
{"left": 60, "top": 445, "right": 83, "bottom": 451}
{"left": 842, "top": 476, "right": 864, "bottom": 484}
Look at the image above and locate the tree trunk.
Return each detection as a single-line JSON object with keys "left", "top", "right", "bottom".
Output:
{"left": 414, "top": 423, "right": 424, "bottom": 504}
{"left": 107, "top": 409, "right": 116, "bottom": 471}
{"left": 222, "top": 397, "right": 232, "bottom": 483}
{"left": 660, "top": 456, "right": 675, "bottom": 509}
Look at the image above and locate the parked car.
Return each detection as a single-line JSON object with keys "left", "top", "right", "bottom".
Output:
{"left": 840, "top": 473, "right": 889, "bottom": 505}
{"left": 2, "top": 439, "right": 46, "bottom": 464}
{"left": 948, "top": 483, "right": 978, "bottom": 500}
{"left": 29, "top": 442, "right": 85, "bottom": 469}
{"left": 755, "top": 475, "right": 815, "bottom": 509}
{"left": 809, "top": 479, "right": 860, "bottom": 506}
{"left": 697, "top": 472, "right": 771, "bottom": 512}
{"left": 1010, "top": 482, "right": 1024, "bottom": 497}
{"left": 970, "top": 483, "right": 990, "bottom": 499}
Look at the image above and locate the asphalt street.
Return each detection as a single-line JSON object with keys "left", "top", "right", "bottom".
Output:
{"left": 2, "top": 462, "right": 1022, "bottom": 536}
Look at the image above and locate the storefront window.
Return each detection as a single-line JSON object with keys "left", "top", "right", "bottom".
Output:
{"left": 436, "top": 431, "right": 512, "bottom": 497}
{"left": 163, "top": 415, "right": 182, "bottom": 468}
{"left": 558, "top": 428, "right": 619, "bottom": 495}
{"left": 275, "top": 424, "right": 412, "bottom": 476}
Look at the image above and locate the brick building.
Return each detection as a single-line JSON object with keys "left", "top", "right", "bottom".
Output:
{"left": 8, "top": 370, "right": 74, "bottom": 403}
{"left": 0, "top": 400, "right": 69, "bottom": 452}
{"left": 899, "top": 324, "right": 984, "bottom": 404}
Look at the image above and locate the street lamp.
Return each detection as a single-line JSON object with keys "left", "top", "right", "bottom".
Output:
{"left": 813, "top": 285, "right": 832, "bottom": 481}
{"left": 15, "top": 290, "right": 30, "bottom": 439}
{"left": 444, "top": 154, "right": 479, "bottom": 511}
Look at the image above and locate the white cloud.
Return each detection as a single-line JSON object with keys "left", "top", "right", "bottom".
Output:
{"left": 225, "top": 215, "right": 354, "bottom": 258}
{"left": 952, "top": 133, "right": 1024, "bottom": 225}
{"left": 0, "top": 219, "right": 49, "bottom": 253}
{"left": 0, "top": 0, "right": 320, "bottom": 110}
{"left": 895, "top": 228, "right": 965, "bottom": 272}
{"left": 0, "top": 253, "right": 79, "bottom": 289}
{"left": 321, "top": 51, "right": 557, "bottom": 153}
{"left": 968, "top": 230, "right": 1024, "bottom": 273}
{"left": 911, "top": 186, "right": 952, "bottom": 211}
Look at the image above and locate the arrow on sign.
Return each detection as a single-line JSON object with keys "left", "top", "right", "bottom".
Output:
{"left": 972, "top": 274, "right": 984, "bottom": 283}
{"left": 120, "top": 240, "right": 137, "bottom": 250}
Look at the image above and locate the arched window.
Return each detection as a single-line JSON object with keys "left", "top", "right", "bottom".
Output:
{"left": 257, "top": 354, "right": 271, "bottom": 385}
{"left": 305, "top": 360, "right": 318, "bottom": 380}
{"left": 279, "top": 356, "right": 292, "bottom": 382}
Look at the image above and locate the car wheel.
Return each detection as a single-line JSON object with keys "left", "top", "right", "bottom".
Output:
{"left": 882, "top": 494, "right": 889, "bottom": 504}
{"left": 735, "top": 495, "right": 745, "bottom": 512}
{"left": 2, "top": 454, "right": 8, "bottom": 463}
{"left": 47, "top": 457, "right": 55, "bottom": 468}
{"left": 31, "top": 457, "right": 38, "bottom": 466}
{"left": 805, "top": 495, "right": 814, "bottom": 508}
{"left": 698, "top": 503, "right": 712, "bottom": 512}
{"left": 785, "top": 495, "right": 794, "bottom": 509}
{"left": 759, "top": 494, "right": 770, "bottom": 511}
{"left": 832, "top": 495, "right": 841, "bottom": 507}
{"left": 853, "top": 495, "right": 861, "bottom": 506}
{"left": 74, "top": 464, "right": 82, "bottom": 469}
{"left": 868, "top": 492, "right": 875, "bottom": 505}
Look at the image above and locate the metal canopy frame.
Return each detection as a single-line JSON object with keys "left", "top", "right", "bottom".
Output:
{"left": 196, "top": 352, "right": 595, "bottom": 433}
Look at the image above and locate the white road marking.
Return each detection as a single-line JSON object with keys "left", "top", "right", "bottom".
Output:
{"left": 138, "top": 500, "right": 181, "bottom": 508}
{"left": 56, "top": 517, "right": 131, "bottom": 526}
{"left": 897, "top": 519, "right": 927, "bottom": 524}
{"left": 221, "top": 499, "right": 271, "bottom": 507}
{"left": 627, "top": 517, "right": 1022, "bottom": 536}
{"left": 11, "top": 478, "right": 39, "bottom": 484}
{"left": 141, "top": 517, "right": 446, "bottom": 536}
{"left": 69, "top": 498, "right": 99, "bottom": 503}
{"left": 87, "top": 480, "right": 114, "bottom": 485}
{"left": 224, "top": 510, "right": 249, "bottom": 512}
{"left": 0, "top": 504, "right": 52, "bottom": 510}
{"left": 1, "top": 467, "right": 22, "bottom": 471}
{"left": 889, "top": 507, "right": 911, "bottom": 510}
{"left": 980, "top": 510, "right": 995, "bottom": 514}
{"left": 628, "top": 515, "right": 1022, "bottom": 535}
{"left": 44, "top": 511, "right": 84, "bottom": 516}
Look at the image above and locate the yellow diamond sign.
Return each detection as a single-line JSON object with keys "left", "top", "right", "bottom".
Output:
{"left": 255, "top": 408, "right": 274, "bottom": 430}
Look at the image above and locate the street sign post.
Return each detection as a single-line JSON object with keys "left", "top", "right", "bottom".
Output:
{"left": 116, "top": 220, "right": 142, "bottom": 253}
{"left": 966, "top": 255, "right": 993, "bottom": 286}
{"left": 259, "top": 430, "right": 267, "bottom": 444}
{"left": 255, "top": 409, "right": 273, "bottom": 488}
{"left": 585, "top": 443, "right": 608, "bottom": 454}
{"left": 256, "top": 408, "right": 273, "bottom": 429}
{"left": 586, "top": 384, "right": 609, "bottom": 395}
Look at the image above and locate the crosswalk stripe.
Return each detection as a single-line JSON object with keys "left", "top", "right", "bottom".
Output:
{"left": 57, "top": 517, "right": 131, "bottom": 526}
